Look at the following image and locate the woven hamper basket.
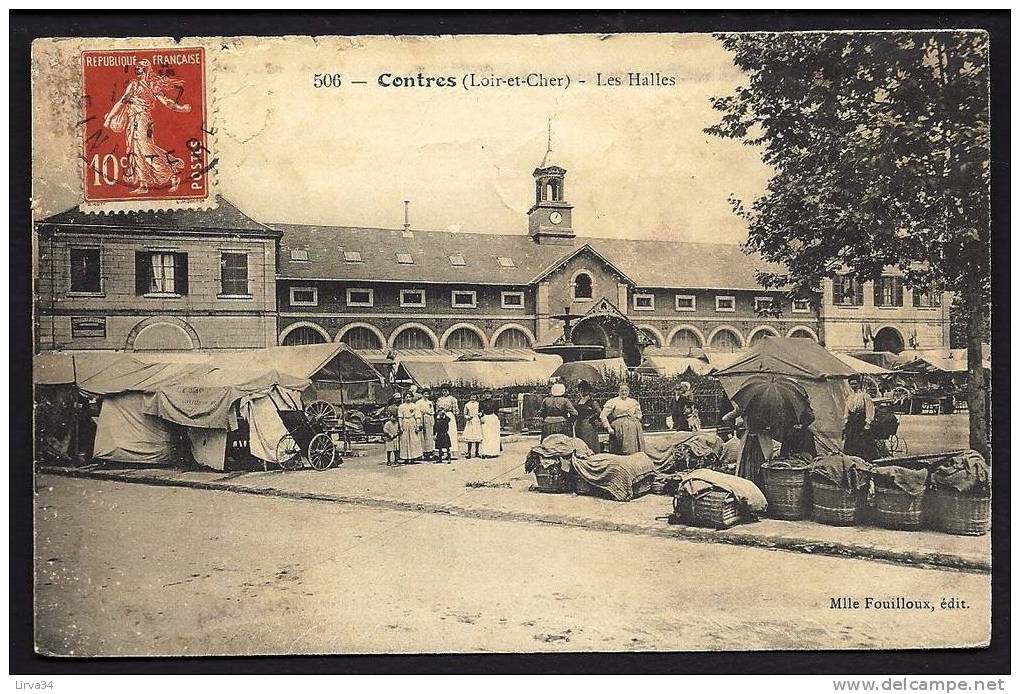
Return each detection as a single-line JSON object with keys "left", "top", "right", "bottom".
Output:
{"left": 937, "top": 489, "right": 991, "bottom": 536}
{"left": 574, "top": 474, "right": 596, "bottom": 497}
{"left": 873, "top": 485, "right": 925, "bottom": 530}
{"left": 533, "top": 464, "right": 572, "bottom": 493}
{"left": 811, "top": 478, "right": 858, "bottom": 526}
{"left": 762, "top": 464, "right": 811, "bottom": 520}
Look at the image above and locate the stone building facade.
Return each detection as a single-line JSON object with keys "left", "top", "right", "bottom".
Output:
{"left": 35, "top": 197, "right": 280, "bottom": 352}
{"left": 274, "top": 160, "right": 823, "bottom": 365}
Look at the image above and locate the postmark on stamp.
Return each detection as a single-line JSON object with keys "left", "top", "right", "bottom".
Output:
{"left": 80, "top": 47, "right": 214, "bottom": 210}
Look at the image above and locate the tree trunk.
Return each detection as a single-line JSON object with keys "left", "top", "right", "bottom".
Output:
{"left": 964, "top": 289, "right": 989, "bottom": 459}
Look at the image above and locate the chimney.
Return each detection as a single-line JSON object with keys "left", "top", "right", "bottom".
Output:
{"left": 402, "top": 200, "right": 413, "bottom": 238}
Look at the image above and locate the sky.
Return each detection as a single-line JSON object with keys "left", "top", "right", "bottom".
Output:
{"left": 32, "top": 33, "right": 772, "bottom": 244}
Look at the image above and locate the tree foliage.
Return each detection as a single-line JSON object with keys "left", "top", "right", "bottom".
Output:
{"left": 709, "top": 31, "right": 991, "bottom": 454}
{"left": 708, "top": 31, "right": 989, "bottom": 304}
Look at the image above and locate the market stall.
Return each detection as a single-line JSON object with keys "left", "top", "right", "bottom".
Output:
{"left": 713, "top": 336, "right": 856, "bottom": 451}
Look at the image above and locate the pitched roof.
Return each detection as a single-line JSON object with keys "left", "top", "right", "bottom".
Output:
{"left": 35, "top": 196, "right": 277, "bottom": 236}
{"left": 275, "top": 223, "right": 784, "bottom": 290}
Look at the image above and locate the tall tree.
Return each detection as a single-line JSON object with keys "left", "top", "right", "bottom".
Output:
{"left": 708, "top": 31, "right": 991, "bottom": 456}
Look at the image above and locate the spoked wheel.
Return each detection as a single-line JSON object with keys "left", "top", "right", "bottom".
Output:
{"left": 305, "top": 401, "right": 337, "bottom": 427}
{"left": 307, "top": 432, "right": 337, "bottom": 471}
{"left": 276, "top": 433, "right": 302, "bottom": 471}
{"left": 889, "top": 434, "right": 908, "bottom": 456}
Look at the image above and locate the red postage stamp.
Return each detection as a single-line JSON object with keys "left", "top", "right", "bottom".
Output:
{"left": 80, "top": 47, "right": 210, "bottom": 206}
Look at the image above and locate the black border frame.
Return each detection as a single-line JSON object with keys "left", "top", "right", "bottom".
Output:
{"left": 9, "top": 10, "right": 1010, "bottom": 675}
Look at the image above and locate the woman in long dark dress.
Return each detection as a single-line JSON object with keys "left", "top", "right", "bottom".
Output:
{"left": 779, "top": 409, "right": 818, "bottom": 460}
{"left": 843, "top": 377, "right": 878, "bottom": 461}
{"left": 669, "top": 382, "right": 695, "bottom": 432}
{"left": 572, "top": 379, "right": 603, "bottom": 453}
{"left": 539, "top": 383, "right": 577, "bottom": 441}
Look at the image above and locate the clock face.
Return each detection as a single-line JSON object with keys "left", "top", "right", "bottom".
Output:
{"left": 549, "top": 211, "right": 563, "bottom": 225}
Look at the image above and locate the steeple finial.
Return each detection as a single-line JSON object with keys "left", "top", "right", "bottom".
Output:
{"left": 541, "top": 117, "right": 553, "bottom": 167}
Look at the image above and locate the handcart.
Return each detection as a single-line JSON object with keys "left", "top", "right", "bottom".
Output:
{"left": 273, "top": 408, "right": 343, "bottom": 471}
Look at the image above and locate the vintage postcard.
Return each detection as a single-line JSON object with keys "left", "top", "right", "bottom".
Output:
{"left": 30, "top": 30, "right": 993, "bottom": 658}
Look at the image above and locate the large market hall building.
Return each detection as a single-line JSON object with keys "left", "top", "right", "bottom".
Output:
{"left": 34, "top": 155, "right": 950, "bottom": 359}
{"left": 275, "top": 161, "right": 820, "bottom": 365}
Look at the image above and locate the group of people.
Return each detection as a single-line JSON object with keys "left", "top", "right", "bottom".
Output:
{"left": 723, "top": 375, "right": 880, "bottom": 489}
{"left": 537, "top": 380, "right": 647, "bottom": 456}
{"left": 381, "top": 386, "right": 502, "bottom": 464}
{"left": 379, "top": 374, "right": 884, "bottom": 484}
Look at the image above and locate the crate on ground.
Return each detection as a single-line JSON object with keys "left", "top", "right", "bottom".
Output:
{"left": 670, "top": 489, "right": 744, "bottom": 529}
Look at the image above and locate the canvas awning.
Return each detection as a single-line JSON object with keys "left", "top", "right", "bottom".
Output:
{"left": 833, "top": 353, "right": 892, "bottom": 374}
{"left": 551, "top": 358, "right": 629, "bottom": 386}
{"left": 894, "top": 348, "right": 986, "bottom": 373}
{"left": 397, "top": 353, "right": 563, "bottom": 389}
{"left": 638, "top": 346, "right": 714, "bottom": 376}
{"left": 639, "top": 355, "right": 715, "bottom": 377}
{"left": 34, "top": 343, "right": 381, "bottom": 389}
{"left": 714, "top": 337, "right": 856, "bottom": 451}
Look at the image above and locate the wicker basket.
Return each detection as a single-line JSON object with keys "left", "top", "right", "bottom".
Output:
{"left": 937, "top": 489, "right": 991, "bottom": 536}
{"left": 811, "top": 478, "right": 858, "bottom": 526}
{"left": 533, "top": 464, "right": 572, "bottom": 493}
{"left": 762, "top": 464, "right": 811, "bottom": 520}
{"left": 671, "top": 490, "right": 744, "bottom": 529}
{"left": 873, "top": 485, "right": 925, "bottom": 530}
{"left": 574, "top": 474, "right": 596, "bottom": 497}
{"left": 632, "top": 471, "right": 655, "bottom": 499}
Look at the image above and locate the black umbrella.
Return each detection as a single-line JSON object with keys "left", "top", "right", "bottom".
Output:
{"left": 731, "top": 375, "right": 812, "bottom": 441}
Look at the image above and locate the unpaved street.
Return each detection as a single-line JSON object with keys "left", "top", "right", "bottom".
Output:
{"left": 34, "top": 475, "right": 990, "bottom": 656}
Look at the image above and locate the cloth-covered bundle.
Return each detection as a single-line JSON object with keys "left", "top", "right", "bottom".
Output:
{"left": 676, "top": 468, "right": 768, "bottom": 514}
{"left": 872, "top": 465, "right": 929, "bottom": 496}
{"left": 645, "top": 431, "right": 725, "bottom": 495}
{"left": 931, "top": 450, "right": 990, "bottom": 496}
{"left": 646, "top": 431, "right": 723, "bottom": 471}
{"left": 525, "top": 434, "right": 593, "bottom": 474}
{"left": 572, "top": 451, "right": 655, "bottom": 501}
{"left": 811, "top": 454, "right": 874, "bottom": 493}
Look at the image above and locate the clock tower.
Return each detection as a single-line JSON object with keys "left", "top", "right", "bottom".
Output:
{"left": 528, "top": 162, "right": 575, "bottom": 244}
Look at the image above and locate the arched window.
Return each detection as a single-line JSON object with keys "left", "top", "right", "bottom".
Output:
{"left": 494, "top": 327, "right": 532, "bottom": 349}
{"left": 393, "top": 327, "right": 436, "bottom": 350}
{"left": 709, "top": 328, "right": 742, "bottom": 352}
{"left": 341, "top": 326, "right": 383, "bottom": 350}
{"left": 669, "top": 328, "right": 703, "bottom": 350}
{"left": 788, "top": 327, "right": 816, "bottom": 341}
{"left": 749, "top": 328, "right": 780, "bottom": 347}
{"left": 573, "top": 272, "right": 593, "bottom": 300}
{"left": 132, "top": 322, "right": 195, "bottom": 351}
{"left": 445, "top": 327, "right": 484, "bottom": 350}
{"left": 283, "top": 326, "right": 328, "bottom": 346}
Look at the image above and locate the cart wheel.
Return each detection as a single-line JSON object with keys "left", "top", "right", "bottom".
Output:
{"left": 305, "top": 401, "right": 337, "bottom": 427}
{"left": 891, "top": 435, "right": 908, "bottom": 456}
{"left": 276, "top": 433, "right": 301, "bottom": 470}
{"left": 307, "top": 432, "right": 337, "bottom": 471}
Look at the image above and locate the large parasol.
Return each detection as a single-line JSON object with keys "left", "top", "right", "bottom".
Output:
{"left": 731, "top": 374, "right": 813, "bottom": 441}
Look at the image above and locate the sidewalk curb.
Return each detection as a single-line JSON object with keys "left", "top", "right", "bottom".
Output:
{"left": 39, "top": 466, "right": 990, "bottom": 574}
